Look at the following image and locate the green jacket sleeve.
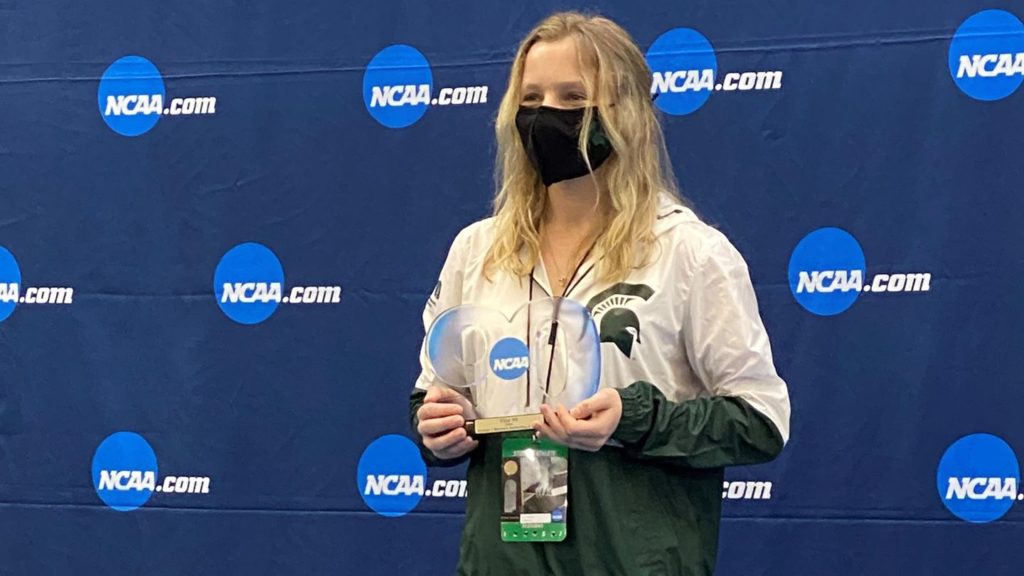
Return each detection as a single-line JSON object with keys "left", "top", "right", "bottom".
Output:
{"left": 409, "top": 388, "right": 472, "bottom": 468}
{"left": 611, "top": 380, "right": 784, "bottom": 468}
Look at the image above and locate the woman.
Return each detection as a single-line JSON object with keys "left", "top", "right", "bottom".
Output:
{"left": 410, "top": 12, "right": 790, "bottom": 576}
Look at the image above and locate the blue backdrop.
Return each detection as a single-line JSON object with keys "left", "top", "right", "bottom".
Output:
{"left": 1, "top": 0, "right": 1023, "bottom": 574}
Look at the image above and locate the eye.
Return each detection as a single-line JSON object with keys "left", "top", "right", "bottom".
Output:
{"left": 521, "top": 92, "right": 542, "bottom": 106}
{"left": 564, "top": 92, "right": 590, "bottom": 107}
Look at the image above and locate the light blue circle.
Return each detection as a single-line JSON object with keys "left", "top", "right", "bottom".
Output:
{"left": 937, "top": 433, "right": 1020, "bottom": 523}
{"left": 788, "top": 227, "right": 866, "bottom": 316}
{"left": 213, "top": 242, "right": 285, "bottom": 325}
{"left": 362, "top": 44, "right": 434, "bottom": 128}
{"left": 489, "top": 337, "right": 529, "bottom": 380}
{"left": 91, "top": 431, "right": 159, "bottom": 512}
{"left": 646, "top": 28, "right": 718, "bottom": 116}
{"left": 357, "top": 435, "right": 427, "bottom": 517}
{"left": 0, "top": 246, "right": 22, "bottom": 322}
{"left": 426, "top": 308, "right": 454, "bottom": 369}
{"left": 98, "top": 55, "right": 167, "bottom": 137}
{"left": 949, "top": 10, "right": 1024, "bottom": 101}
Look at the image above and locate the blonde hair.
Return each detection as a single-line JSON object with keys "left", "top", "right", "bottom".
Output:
{"left": 483, "top": 11, "right": 683, "bottom": 283}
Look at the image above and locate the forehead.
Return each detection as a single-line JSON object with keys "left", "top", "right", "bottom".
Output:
{"left": 521, "top": 37, "right": 592, "bottom": 88}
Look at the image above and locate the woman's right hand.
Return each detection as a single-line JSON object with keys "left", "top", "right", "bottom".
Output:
{"left": 416, "top": 386, "right": 480, "bottom": 460}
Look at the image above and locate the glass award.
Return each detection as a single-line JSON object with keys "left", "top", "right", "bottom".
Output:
{"left": 424, "top": 297, "right": 602, "bottom": 435}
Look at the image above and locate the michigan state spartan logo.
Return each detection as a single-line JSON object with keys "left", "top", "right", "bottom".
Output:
{"left": 585, "top": 283, "right": 655, "bottom": 358}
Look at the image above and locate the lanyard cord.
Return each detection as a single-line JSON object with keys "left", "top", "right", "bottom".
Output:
{"left": 525, "top": 238, "right": 599, "bottom": 407}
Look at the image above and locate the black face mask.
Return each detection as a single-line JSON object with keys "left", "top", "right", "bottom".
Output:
{"left": 515, "top": 105, "right": 614, "bottom": 186}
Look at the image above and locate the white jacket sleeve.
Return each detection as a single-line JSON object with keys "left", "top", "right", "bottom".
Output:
{"left": 682, "top": 234, "right": 791, "bottom": 443}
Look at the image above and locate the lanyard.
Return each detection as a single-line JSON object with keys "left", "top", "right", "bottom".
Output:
{"left": 525, "top": 239, "right": 598, "bottom": 407}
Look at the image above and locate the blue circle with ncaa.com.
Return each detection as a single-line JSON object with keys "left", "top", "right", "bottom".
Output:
{"left": 98, "top": 55, "right": 167, "bottom": 136}
{"left": 788, "top": 227, "right": 866, "bottom": 316}
{"left": 490, "top": 337, "right": 530, "bottom": 380}
{"left": 358, "top": 435, "right": 428, "bottom": 517}
{"left": 363, "top": 44, "right": 434, "bottom": 128}
{"left": 937, "top": 433, "right": 1020, "bottom": 523}
{"left": 0, "top": 246, "right": 22, "bottom": 322}
{"left": 92, "top": 431, "right": 159, "bottom": 512}
{"left": 949, "top": 10, "right": 1024, "bottom": 101}
{"left": 214, "top": 242, "right": 285, "bottom": 325}
{"left": 645, "top": 28, "right": 718, "bottom": 116}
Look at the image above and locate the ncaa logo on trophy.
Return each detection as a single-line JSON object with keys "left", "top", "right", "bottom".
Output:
{"left": 490, "top": 337, "right": 530, "bottom": 380}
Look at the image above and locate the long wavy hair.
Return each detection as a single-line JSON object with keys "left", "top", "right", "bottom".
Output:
{"left": 483, "top": 11, "right": 683, "bottom": 283}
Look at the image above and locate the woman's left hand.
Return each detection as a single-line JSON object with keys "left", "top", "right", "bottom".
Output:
{"left": 533, "top": 388, "right": 623, "bottom": 451}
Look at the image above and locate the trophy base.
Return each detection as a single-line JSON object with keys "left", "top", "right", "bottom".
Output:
{"left": 465, "top": 413, "right": 544, "bottom": 435}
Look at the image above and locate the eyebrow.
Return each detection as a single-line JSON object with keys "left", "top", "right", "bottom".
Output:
{"left": 521, "top": 81, "right": 587, "bottom": 92}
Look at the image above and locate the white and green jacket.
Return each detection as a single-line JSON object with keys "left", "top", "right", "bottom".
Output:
{"left": 411, "top": 195, "right": 791, "bottom": 576}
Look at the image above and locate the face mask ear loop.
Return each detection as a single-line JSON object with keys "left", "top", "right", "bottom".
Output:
{"left": 586, "top": 115, "right": 603, "bottom": 216}
{"left": 579, "top": 110, "right": 594, "bottom": 174}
